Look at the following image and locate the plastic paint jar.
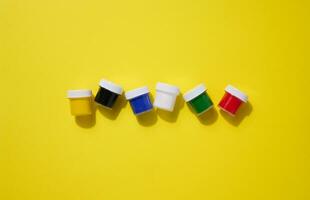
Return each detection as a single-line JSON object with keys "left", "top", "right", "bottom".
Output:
{"left": 95, "top": 79, "right": 123, "bottom": 109}
{"left": 125, "top": 86, "right": 153, "bottom": 115}
{"left": 218, "top": 85, "right": 248, "bottom": 116}
{"left": 67, "top": 89, "right": 93, "bottom": 116}
{"left": 153, "top": 82, "right": 180, "bottom": 112}
{"left": 183, "top": 84, "right": 213, "bottom": 115}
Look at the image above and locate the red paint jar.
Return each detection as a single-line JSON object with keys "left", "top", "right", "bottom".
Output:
{"left": 218, "top": 85, "right": 248, "bottom": 116}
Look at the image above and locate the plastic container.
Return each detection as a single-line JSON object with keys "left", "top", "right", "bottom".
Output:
{"left": 183, "top": 84, "right": 213, "bottom": 115}
{"left": 125, "top": 86, "right": 153, "bottom": 115}
{"left": 95, "top": 79, "right": 123, "bottom": 109}
{"left": 218, "top": 85, "right": 248, "bottom": 116}
{"left": 153, "top": 82, "right": 180, "bottom": 112}
{"left": 67, "top": 89, "right": 93, "bottom": 116}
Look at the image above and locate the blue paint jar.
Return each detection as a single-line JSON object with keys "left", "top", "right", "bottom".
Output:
{"left": 125, "top": 86, "right": 153, "bottom": 115}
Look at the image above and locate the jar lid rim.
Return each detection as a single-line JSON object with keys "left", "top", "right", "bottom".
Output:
{"left": 125, "top": 86, "right": 149, "bottom": 100}
{"left": 183, "top": 84, "right": 206, "bottom": 102}
{"left": 99, "top": 79, "right": 123, "bottom": 95}
{"left": 156, "top": 82, "right": 179, "bottom": 95}
{"left": 225, "top": 85, "right": 248, "bottom": 102}
{"left": 67, "top": 89, "right": 92, "bottom": 98}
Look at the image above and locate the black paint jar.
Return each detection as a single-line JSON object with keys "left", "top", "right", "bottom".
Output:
{"left": 95, "top": 79, "right": 123, "bottom": 109}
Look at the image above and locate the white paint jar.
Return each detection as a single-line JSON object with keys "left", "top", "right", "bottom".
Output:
{"left": 153, "top": 82, "right": 180, "bottom": 112}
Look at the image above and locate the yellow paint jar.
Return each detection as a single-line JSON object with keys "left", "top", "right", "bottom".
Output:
{"left": 67, "top": 90, "right": 93, "bottom": 116}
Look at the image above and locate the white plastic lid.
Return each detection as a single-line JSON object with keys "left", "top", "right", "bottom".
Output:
{"left": 125, "top": 86, "right": 149, "bottom": 100}
{"left": 99, "top": 79, "right": 123, "bottom": 95}
{"left": 156, "top": 82, "right": 180, "bottom": 95}
{"left": 183, "top": 84, "right": 206, "bottom": 102}
{"left": 67, "top": 89, "right": 92, "bottom": 98}
{"left": 225, "top": 85, "right": 248, "bottom": 102}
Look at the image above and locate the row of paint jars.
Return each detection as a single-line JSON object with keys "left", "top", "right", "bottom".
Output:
{"left": 67, "top": 79, "right": 248, "bottom": 117}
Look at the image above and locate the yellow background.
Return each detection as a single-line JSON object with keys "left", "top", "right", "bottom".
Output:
{"left": 0, "top": 0, "right": 309, "bottom": 199}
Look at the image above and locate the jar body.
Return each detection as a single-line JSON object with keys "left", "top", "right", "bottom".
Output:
{"left": 188, "top": 92, "right": 213, "bottom": 115}
{"left": 154, "top": 91, "right": 177, "bottom": 112}
{"left": 218, "top": 92, "right": 243, "bottom": 116}
{"left": 129, "top": 94, "right": 153, "bottom": 115}
{"left": 69, "top": 97, "right": 92, "bottom": 116}
{"left": 95, "top": 87, "right": 119, "bottom": 109}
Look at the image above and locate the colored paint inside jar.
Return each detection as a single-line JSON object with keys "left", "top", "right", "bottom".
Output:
{"left": 95, "top": 79, "right": 123, "bottom": 109}
{"left": 125, "top": 86, "right": 153, "bottom": 115}
{"left": 183, "top": 84, "right": 213, "bottom": 115}
{"left": 218, "top": 85, "right": 248, "bottom": 116}
{"left": 153, "top": 82, "right": 180, "bottom": 112}
{"left": 67, "top": 90, "right": 93, "bottom": 116}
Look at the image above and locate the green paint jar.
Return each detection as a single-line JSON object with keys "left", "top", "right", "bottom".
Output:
{"left": 183, "top": 84, "right": 213, "bottom": 115}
